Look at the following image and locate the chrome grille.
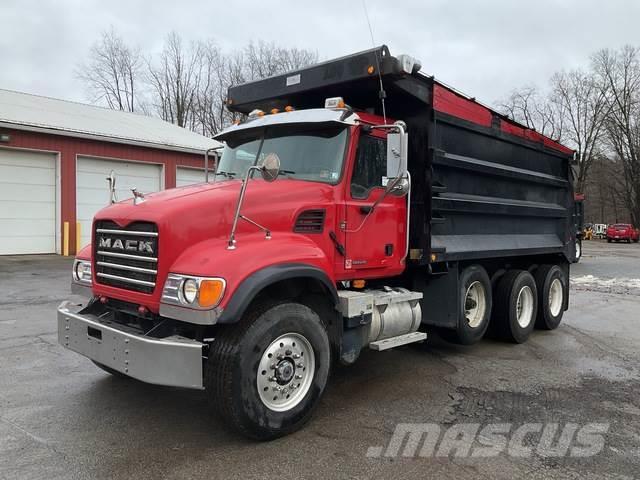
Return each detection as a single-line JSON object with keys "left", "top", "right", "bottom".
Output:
{"left": 94, "top": 221, "right": 158, "bottom": 294}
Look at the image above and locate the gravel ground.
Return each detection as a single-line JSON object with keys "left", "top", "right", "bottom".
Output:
{"left": 1, "top": 240, "right": 639, "bottom": 479}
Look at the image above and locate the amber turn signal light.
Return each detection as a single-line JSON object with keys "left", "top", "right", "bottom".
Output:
{"left": 198, "top": 279, "right": 226, "bottom": 308}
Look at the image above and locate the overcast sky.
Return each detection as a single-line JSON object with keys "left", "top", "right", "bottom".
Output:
{"left": 2, "top": 0, "right": 640, "bottom": 108}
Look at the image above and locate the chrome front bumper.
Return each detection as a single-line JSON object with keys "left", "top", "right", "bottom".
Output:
{"left": 57, "top": 301, "right": 204, "bottom": 389}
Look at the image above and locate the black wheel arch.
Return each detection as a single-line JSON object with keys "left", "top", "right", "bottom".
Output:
{"left": 217, "top": 263, "right": 339, "bottom": 325}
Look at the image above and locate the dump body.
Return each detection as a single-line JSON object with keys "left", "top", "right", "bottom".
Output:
{"left": 227, "top": 46, "right": 575, "bottom": 267}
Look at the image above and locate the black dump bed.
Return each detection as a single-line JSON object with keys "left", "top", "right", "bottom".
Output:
{"left": 227, "top": 46, "right": 575, "bottom": 265}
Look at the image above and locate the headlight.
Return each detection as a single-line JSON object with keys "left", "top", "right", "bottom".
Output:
{"left": 73, "top": 259, "right": 92, "bottom": 285}
{"left": 162, "top": 274, "right": 225, "bottom": 309}
{"left": 182, "top": 279, "right": 198, "bottom": 304}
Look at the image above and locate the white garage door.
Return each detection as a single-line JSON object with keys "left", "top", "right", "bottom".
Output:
{"left": 76, "top": 157, "right": 162, "bottom": 249}
{"left": 0, "top": 149, "right": 57, "bottom": 254}
{"left": 176, "top": 167, "right": 205, "bottom": 187}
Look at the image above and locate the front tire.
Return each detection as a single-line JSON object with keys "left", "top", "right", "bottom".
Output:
{"left": 493, "top": 270, "right": 538, "bottom": 343}
{"left": 206, "top": 301, "right": 331, "bottom": 440}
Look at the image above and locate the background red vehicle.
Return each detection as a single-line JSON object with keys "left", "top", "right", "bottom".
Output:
{"left": 606, "top": 224, "right": 640, "bottom": 243}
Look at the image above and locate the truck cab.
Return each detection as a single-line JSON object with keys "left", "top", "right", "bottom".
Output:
{"left": 59, "top": 46, "right": 574, "bottom": 440}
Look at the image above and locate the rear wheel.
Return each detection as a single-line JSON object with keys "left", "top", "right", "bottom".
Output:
{"left": 534, "top": 264, "right": 567, "bottom": 330}
{"left": 574, "top": 239, "right": 582, "bottom": 263}
{"left": 493, "top": 270, "right": 538, "bottom": 343}
{"left": 206, "top": 301, "right": 331, "bottom": 440}
{"left": 440, "top": 265, "right": 492, "bottom": 345}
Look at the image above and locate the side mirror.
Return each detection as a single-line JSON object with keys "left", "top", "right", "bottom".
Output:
{"left": 387, "top": 127, "right": 408, "bottom": 176}
{"left": 260, "top": 153, "right": 280, "bottom": 182}
{"left": 387, "top": 171, "right": 410, "bottom": 197}
{"left": 387, "top": 125, "right": 409, "bottom": 197}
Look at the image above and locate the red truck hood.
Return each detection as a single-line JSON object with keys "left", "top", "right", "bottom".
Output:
{"left": 95, "top": 178, "right": 334, "bottom": 231}
{"left": 90, "top": 179, "right": 337, "bottom": 310}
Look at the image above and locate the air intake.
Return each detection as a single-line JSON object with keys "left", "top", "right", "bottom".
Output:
{"left": 294, "top": 209, "right": 326, "bottom": 234}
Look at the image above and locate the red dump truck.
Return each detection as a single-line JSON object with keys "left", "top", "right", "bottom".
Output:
{"left": 58, "top": 46, "right": 575, "bottom": 439}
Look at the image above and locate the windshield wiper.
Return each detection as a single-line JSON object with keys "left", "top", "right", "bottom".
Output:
{"left": 215, "top": 171, "right": 237, "bottom": 178}
{"left": 278, "top": 169, "right": 296, "bottom": 176}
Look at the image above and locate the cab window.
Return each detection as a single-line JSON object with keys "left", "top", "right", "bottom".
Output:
{"left": 350, "top": 134, "right": 387, "bottom": 199}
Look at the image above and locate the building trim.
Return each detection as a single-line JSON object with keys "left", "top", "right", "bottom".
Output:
{"left": 0, "top": 120, "right": 221, "bottom": 156}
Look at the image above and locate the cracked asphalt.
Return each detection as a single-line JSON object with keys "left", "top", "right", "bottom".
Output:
{"left": 1, "top": 241, "right": 639, "bottom": 479}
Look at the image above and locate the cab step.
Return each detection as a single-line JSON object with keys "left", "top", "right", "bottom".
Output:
{"left": 369, "top": 331, "right": 427, "bottom": 351}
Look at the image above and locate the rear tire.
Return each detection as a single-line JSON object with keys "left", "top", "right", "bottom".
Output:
{"left": 573, "top": 239, "right": 582, "bottom": 263}
{"left": 441, "top": 265, "right": 492, "bottom": 345}
{"left": 534, "top": 264, "right": 567, "bottom": 330}
{"left": 607, "top": 238, "right": 612, "bottom": 243}
{"left": 205, "top": 301, "right": 331, "bottom": 440}
{"left": 493, "top": 270, "right": 538, "bottom": 344}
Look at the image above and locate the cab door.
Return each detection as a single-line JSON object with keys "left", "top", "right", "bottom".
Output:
{"left": 342, "top": 129, "right": 407, "bottom": 278}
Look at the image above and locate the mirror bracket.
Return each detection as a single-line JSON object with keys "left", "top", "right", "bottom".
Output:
{"left": 227, "top": 156, "right": 280, "bottom": 250}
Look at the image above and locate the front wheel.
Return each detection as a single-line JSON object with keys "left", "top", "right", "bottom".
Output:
{"left": 206, "top": 301, "right": 331, "bottom": 440}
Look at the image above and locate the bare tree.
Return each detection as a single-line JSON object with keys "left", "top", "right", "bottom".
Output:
{"left": 76, "top": 27, "right": 143, "bottom": 112}
{"left": 147, "top": 32, "right": 203, "bottom": 128}
{"left": 195, "top": 43, "right": 244, "bottom": 137}
{"left": 497, "top": 86, "right": 563, "bottom": 140}
{"left": 550, "top": 69, "right": 610, "bottom": 193}
{"left": 243, "top": 40, "right": 318, "bottom": 81}
{"left": 593, "top": 46, "right": 640, "bottom": 225}
{"left": 78, "top": 31, "right": 319, "bottom": 135}
{"left": 194, "top": 41, "right": 319, "bottom": 136}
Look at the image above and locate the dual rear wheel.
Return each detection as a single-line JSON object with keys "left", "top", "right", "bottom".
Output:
{"left": 444, "top": 263, "right": 567, "bottom": 345}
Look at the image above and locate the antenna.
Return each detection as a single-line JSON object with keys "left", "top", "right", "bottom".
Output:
{"left": 362, "top": 0, "right": 387, "bottom": 123}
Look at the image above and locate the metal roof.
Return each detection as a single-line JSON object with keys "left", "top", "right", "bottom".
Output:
{"left": 0, "top": 88, "right": 222, "bottom": 154}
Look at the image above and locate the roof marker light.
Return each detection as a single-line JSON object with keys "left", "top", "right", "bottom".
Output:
{"left": 248, "top": 109, "right": 265, "bottom": 118}
{"left": 325, "top": 97, "right": 345, "bottom": 109}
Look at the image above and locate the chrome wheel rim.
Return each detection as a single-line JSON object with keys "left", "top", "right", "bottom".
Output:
{"left": 464, "top": 281, "right": 487, "bottom": 328}
{"left": 548, "top": 278, "right": 563, "bottom": 317}
{"left": 516, "top": 285, "right": 535, "bottom": 328}
{"left": 576, "top": 240, "right": 581, "bottom": 259}
{"left": 257, "top": 333, "right": 315, "bottom": 412}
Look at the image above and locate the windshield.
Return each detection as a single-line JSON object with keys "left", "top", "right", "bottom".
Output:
{"left": 216, "top": 125, "right": 348, "bottom": 184}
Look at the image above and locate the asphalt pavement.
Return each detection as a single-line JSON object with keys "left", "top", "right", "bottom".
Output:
{"left": 1, "top": 241, "right": 639, "bottom": 479}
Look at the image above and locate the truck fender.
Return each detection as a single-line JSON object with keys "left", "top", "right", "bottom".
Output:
{"left": 216, "top": 263, "right": 339, "bottom": 324}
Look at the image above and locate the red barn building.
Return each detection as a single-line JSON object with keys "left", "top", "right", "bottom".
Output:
{"left": 0, "top": 89, "right": 220, "bottom": 255}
